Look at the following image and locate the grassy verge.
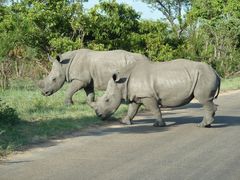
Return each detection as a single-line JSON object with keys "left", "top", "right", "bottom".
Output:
{"left": 0, "top": 76, "right": 239, "bottom": 158}
{"left": 220, "top": 76, "right": 240, "bottom": 92}
{"left": 0, "top": 80, "right": 128, "bottom": 158}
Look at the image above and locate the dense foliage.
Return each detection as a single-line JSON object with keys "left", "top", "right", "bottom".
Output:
{"left": 0, "top": 99, "right": 19, "bottom": 126}
{"left": 0, "top": 0, "right": 240, "bottom": 82}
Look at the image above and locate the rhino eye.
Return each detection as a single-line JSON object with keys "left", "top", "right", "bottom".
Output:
{"left": 52, "top": 78, "right": 56, "bottom": 82}
{"left": 105, "top": 98, "right": 109, "bottom": 102}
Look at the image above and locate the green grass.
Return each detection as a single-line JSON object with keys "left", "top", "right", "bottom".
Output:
{"left": 0, "top": 81, "right": 128, "bottom": 158}
{"left": 221, "top": 76, "right": 240, "bottom": 92}
{"left": 0, "top": 76, "right": 239, "bottom": 158}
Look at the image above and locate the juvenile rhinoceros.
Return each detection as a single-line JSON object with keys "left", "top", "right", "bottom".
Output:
{"left": 90, "top": 59, "right": 221, "bottom": 127}
{"left": 38, "top": 49, "right": 149, "bottom": 105}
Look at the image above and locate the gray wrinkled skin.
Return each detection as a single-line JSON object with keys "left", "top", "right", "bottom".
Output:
{"left": 90, "top": 59, "right": 221, "bottom": 128}
{"left": 38, "top": 49, "right": 149, "bottom": 105}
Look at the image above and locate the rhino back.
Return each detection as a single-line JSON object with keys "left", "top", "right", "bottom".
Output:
{"left": 88, "top": 50, "right": 148, "bottom": 90}
{"left": 62, "top": 50, "right": 79, "bottom": 59}
{"left": 67, "top": 49, "right": 148, "bottom": 89}
{"left": 127, "top": 59, "right": 215, "bottom": 107}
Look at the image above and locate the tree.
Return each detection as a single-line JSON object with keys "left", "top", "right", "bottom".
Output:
{"left": 130, "top": 20, "right": 175, "bottom": 61}
{"left": 185, "top": 0, "right": 240, "bottom": 76}
{"left": 86, "top": 0, "right": 140, "bottom": 50}
{"left": 0, "top": 0, "right": 87, "bottom": 58}
{"left": 140, "top": 0, "right": 190, "bottom": 39}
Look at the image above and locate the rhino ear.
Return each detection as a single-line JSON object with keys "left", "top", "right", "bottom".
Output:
{"left": 112, "top": 73, "right": 127, "bottom": 83}
{"left": 112, "top": 73, "right": 119, "bottom": 82}
{"left": 56, "top": 54, "right": 63, "bottom": 62}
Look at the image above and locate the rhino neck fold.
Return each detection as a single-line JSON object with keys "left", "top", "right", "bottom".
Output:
{"left": 119, "top": 63, "right": 136, "bottom": 102}
{"left": 65, "top": 56, "right": 74, "bottom": 82}
{"left": 122, "top": 72, "right": 132, "bottom": 102}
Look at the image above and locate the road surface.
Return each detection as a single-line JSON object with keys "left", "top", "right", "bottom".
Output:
{"left": 1, "top": 90, "right": 240, "bottom": 180}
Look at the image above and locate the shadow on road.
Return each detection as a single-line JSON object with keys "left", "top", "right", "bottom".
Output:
{"left": 81, "top": 115, "right": 240, "bottom": 138}
{"left": 1, "top": 160, "right": 32, "bottom": 165}
{"left": 132, "top": 115, "right": 240, "bottom": 128}
{"left": 2, "top": 115, "right": 239, "bottom": 164}
{"left": 211, "top": 116, "right": 240, "bottom": 128}
{"left": 86, "top": 124, "right": 169, "bottom": 136}
{"left": 171, "top": 102, "right": 202, "bottom": 110}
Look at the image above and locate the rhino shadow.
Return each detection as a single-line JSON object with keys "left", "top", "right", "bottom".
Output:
{"left": 159, "top": 102, "right": 203, "bottom": 111}
{"left": 81, "top": 115, "right": 168, "bottom": 135}
{"left": 4, "top": 111, "right": 238, "bottom": 159}
{"left": 100, "top": 124, "right": 168, "bottom": 135}
{"left": 171, "top": 102, "right": 202, "bottom": 109}
{"left": 206, "top": 116, "right": 240, "bottom": 128}
{"left": 132, "top": 115, "right": 240, "bottom": 128}
{"left": 81, "top": 114, "right": 240, "bottom": 138}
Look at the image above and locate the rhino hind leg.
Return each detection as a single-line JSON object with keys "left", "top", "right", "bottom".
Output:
{"left": 120, "top": 102, "right": 141, "bottom": 125}
{"left": 197, "top": 101, "right": 217, "bottom": 128}
{"left": 194, "top": 84, "right": 218, "bottom": 127}
{"left": 193, "top": 72, "right": 219, "bottom": 127}
{"left": 141, "top": 98, "right": 166, "bottom": 127}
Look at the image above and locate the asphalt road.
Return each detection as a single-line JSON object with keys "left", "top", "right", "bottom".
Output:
{"left": 1, "top": 90, "right": 240, "bottom": 180}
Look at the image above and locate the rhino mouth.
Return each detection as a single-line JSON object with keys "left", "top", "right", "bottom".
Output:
{"left": 96, "top": 112, "right": 113, "bottom": 120}
{"left": 42, "top": 90, "right": 53, "bottom": 96}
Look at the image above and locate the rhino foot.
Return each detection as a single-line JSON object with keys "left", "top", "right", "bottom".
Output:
{"left": 120, "top": 117, "right": 132, "bottom": 125}
{"left": 153, "top": 121, "right": 166, "bottom": 127}
{"left": 197, "top": 122, "right": 212, "bottom": 128}
{"left": 197, "top": 118, "right": 214, "bottom": 128}
{"left": 64, "top": 100, "right": 74, "bottom": 106}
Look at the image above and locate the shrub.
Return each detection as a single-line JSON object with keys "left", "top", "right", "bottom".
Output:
{"left": 0, "top": 99, "right": 20, "bottom": 126}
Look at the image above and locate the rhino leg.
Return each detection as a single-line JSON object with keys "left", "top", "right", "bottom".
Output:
{"left": 141, "top": 98, "right": 166, "bottom": 127}
{"left": 64, "top": 80, "right": 85, "bottom": 105}
{"left": 120, "top": 102, "right": 141, "bottom": 125}
{"left": 198, "top": 101, "right": 217, "bottom": 128}
{"left": 84, "top": 85, "right": 95, "bottom": 104}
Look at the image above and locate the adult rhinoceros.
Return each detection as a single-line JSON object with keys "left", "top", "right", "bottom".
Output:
{"left": 90, "top": 59, "right": 221, "bottom": 128}
{"left": 38, "top": 49, "right": 149, "bottom": 105}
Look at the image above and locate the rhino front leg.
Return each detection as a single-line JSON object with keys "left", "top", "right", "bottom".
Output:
{"left": 141, "top": 98, "right": 166, "bottom": 127}
{"left": 84, "top": 85, "right": 95, "bottom": 104}
{"left": 120, "top": 102, "right": 141, "bottom": 125}
{"left": 65, "top": 80, "right": 85, "bottom": 105}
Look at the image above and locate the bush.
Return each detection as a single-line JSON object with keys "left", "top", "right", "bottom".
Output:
{"left": 0, "top": 99, "right": 20, "bottom": 126}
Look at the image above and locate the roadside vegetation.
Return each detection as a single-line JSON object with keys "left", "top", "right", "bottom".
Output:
{"left": 221, "top": 76, "right": 240, "bottom": 91}
{"left": 0, "top": 80, "right": 128, "bottom": 158}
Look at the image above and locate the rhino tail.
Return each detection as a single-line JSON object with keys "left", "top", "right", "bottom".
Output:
{"left": 214, "top": 75, "right": 221, "bottom": 99}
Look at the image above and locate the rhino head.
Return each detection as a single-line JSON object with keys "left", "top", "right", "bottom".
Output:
{"left": 89, "top": 73, "right": 128, "bottom": 119}
{"left": 38, "top": 54, "right": 67, "bottom": 96}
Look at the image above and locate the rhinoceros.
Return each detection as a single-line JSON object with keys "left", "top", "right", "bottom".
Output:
{"left": 38, "top": 49, "right": 149, "bottom": 105}
{"left": 89, "top": 59, "right": 221, "bottom": 127}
